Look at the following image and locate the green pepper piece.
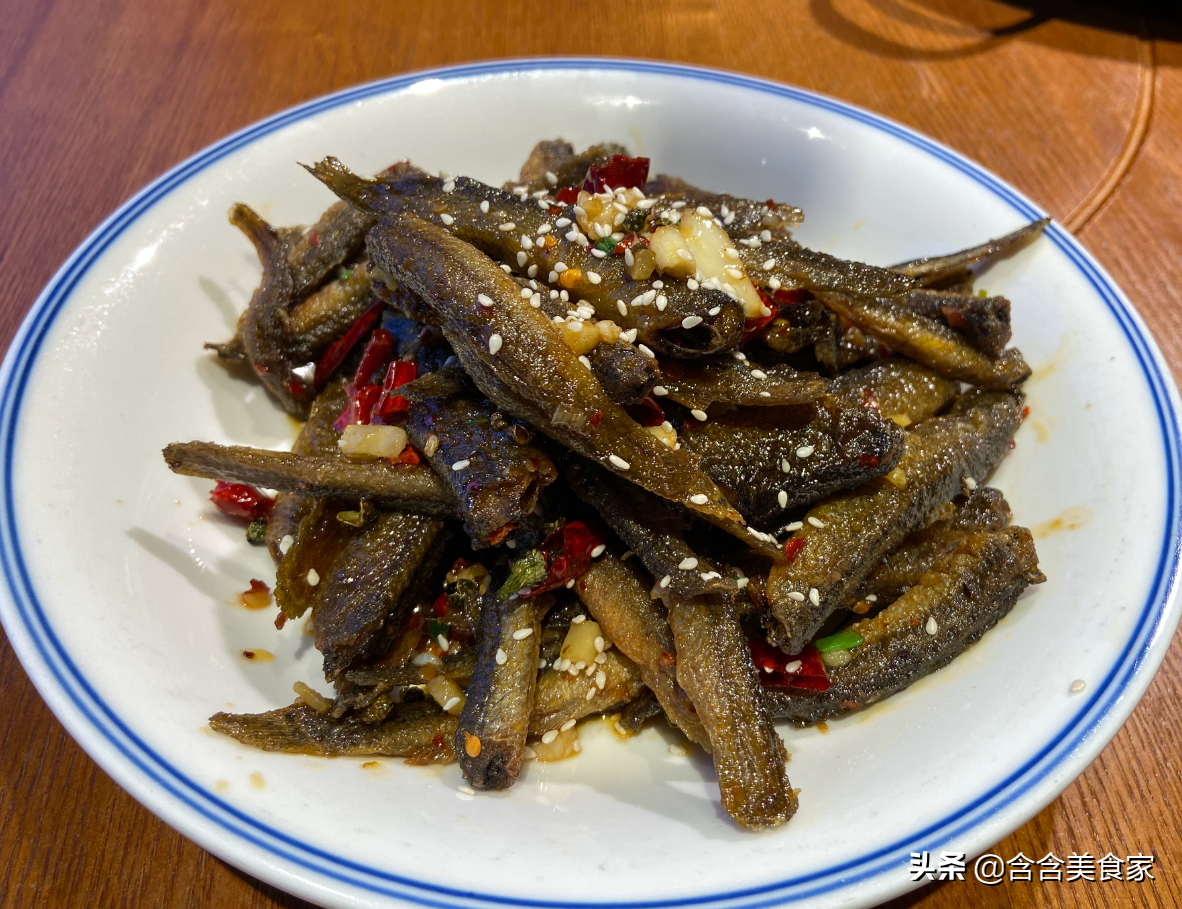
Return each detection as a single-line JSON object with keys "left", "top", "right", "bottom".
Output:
{"left": 246, "top": 518, "right": 268, "bottom": 545}
{"left": 498, "top": 549, "right": 547, "bottom": 599}
{"left": 813, "top": 629, "right": 866, "bottom": 652}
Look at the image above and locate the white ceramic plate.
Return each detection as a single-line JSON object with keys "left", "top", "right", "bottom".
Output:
{"left": 2, "top": 59, "right": 1179, "bottom": 909}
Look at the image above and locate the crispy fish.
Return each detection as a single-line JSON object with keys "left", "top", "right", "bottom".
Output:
{"left": 210, "top": 699, "right": 456, "bottom": 762}
{"left": 897, "top": 289, "right": 1011, "bottom": 357}
{"left": 678, "top": 400, "right": 904, "bottom": 525}
{"left": 363, "top": 212, "right": 776, "bottom": 555}
{"left": 816, "top": 291, "right": 1030, "bottom": 390}
{"left": 765, "top": 527, "right": 1044, "bottom": 724}
{"left": 405, "top": 393, "right": 557, "bottom": 543}
{"left": 889, "top": 218, "right": 1049, "bottom": 284}
{"left": 285, "top": 259, "right": 376, "bottom": 361}
{"left": 590, "top": 340, "right": 662, "bottom": 406}
{"left": 851, "top": 486, "right": 1011, "bottom": 605}
{"left": 764, "top": 390, "right": 1024, "bottom": 652}
{"left": 515, "top": 139, "right": 629, "bottom": 192}
{"left": 657, "top": 357, "right": 827, "bottom": 411}
{"left": 162, "top": 441, "right": 459, "bottom": 517}
{"left": 829, "top": 358, "right": 960, "bottom": 427}
{"left": 529, "top": 649, "right": 645, "bottom": 735}
{"left": 456, "top": 588, "right": 547, "bottom": 789}
{"left": 287, "top": 200, "right": 378, "bottom": 299}
{"left": 312, "top": 510, "right": 449, "bottom": 680}
{"left": 665, "top": 593, "right": 796, "bottom": 830}
{"left": 644, "top": 174, "right": 803, "bottom": 238}
{"left": 566, "top": 458, "right": 737, "bottom": 598}
{"left": 739, "top": 240, "right": 918, "bottom": 298}
{"left": 576, "top": 551, "right": 710, "bottom": 748}
{"left": 307, "top": 157, "right": 747, "bottom": 358}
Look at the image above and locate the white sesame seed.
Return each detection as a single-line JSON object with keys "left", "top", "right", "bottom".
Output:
{"left": 784, "top": 660, "right": 802, "bottom": 674}
{"left": 748, "top": 369, "right": 767, "bottom": 380}
{"left": 530, "top": 293, "right": 541, "bottom": 308}
{"left": 675, "top": 247, "right": 694, "bottom": 262}
{"left": 768, "top": 276, "right": 782, "bottom": 290}
{"left": 495, "top": 648, "right": 508, "bottom": 665}
{"left": 595, "top": 670, "right": 606, "bottom": 690}
{"left": 866, "top": 594, "right": 878, "bottom": 603}
{"left": 548, "top": 271, "right": 559, "bottom": 283}
{"left": 578, "top": 355, "right": 592, "bottom": 369}
{"left": 724, "top": 212, "right": 736, "bottom": 225}
{"left": 609, "top": 454, "right": 631, "bottom": 470}
{"left": 724, "top": 247, "right": 739, "bottom": 259}
{"left": 565, "top": 577, "right": 575, "bottom": 587}
{"left": 537, "top": 223, "right": 552, "bottom": 234}
{"left": 500, "top": 264, "right": 512, "bottom": 273}
{"left": 498, "top": 222, "right": 516, "bottom": 231}
{"left": 797, "top": 445, "right": 815, "bottom": 458}
{"left": 520, "top": 287, "right": 532, "bottom": 299}
{"left": 441, "top": 696, "right": 461, "bottom": 713}
{"left": 808, "top": 588, "right": 820, "bottom": 606}
{"left": 620, "top": 328, "right": 637, "bottom": 343}
{"left": 439, "top": 212, "right": 455, "bottom": 225}
{"left": 788, "top": 590, "right": 805, "bottom": 601}
{"left": 778, "top": 491, "right": 788, "bottom": 508}
{"left": 616, "top": 300, "right": 629, "bottom": 317}
{"left": 544, "top": 171, "right": 558, "bottom": 186}
{"left": 808, "top": 516, "right": 826, "bottom": 528}
{"left": 689, "top": 494, "right": 709, "bottom": 505}
{"left": 458, "top": 784, "right": 477, "bottom": 796}
{"left": 963, "top": 476, "right": 978, "bottom": 490}
{"left": 591, "top": 248, "right": 607, "bottom": 258}
{"left": 278, "top": 534, "right": 294, "bottom": 555}
{"left": 306, "top": 569, "right": 320, "bottom": 586}
{"left": 489, "top": 334, "right": 503, "bottom": 355}
{"left": 624, "top": 248, "right": 635, "bottom": 267}
{"left": 527, "top": 264, "right": 538, "bottom": 278}
{"left": 560, "top": 719, "right": 577, "bottom": 733}
{"left": 761, "top": 230, "right": 772, "bottom": 241}
{"left": 659, "top": 574, "right": 671, "bottom": 589}
{"left": 565, "top": 230, "right": 580, "bottom": 242}
{"left": 687, "top": 278, "right": 699, "bottom": 290}
{"left": 780, "top": 459, "right": 791, "bottom": 473}
{"left": 477, "top": 294, "right": 494, "bottom": 308}
{"left": 479, "top": 200, "right": 490, "bottom": 213}
{"left": 521, "top": 234, "right": 534, "bottom": 250}
{"left": 587, "top": 271, "right": 602, "bottom": 284}
{"left": 638, "top": 344, "right": 655, "bottom": 359}
{"left": 681, "top": 315, "right": 703, "bottom": 329}
{"left": 670, "top": 201, "right": 687, "bottom": 209}
{"left": 512, "top": 627, "right": 534, "bottom": 641}
{"left": 708, "top": 306, "right": 721, "bottom": 316}
{"left": 541, "top": 729, "right": 558, "bottom": 744}
{"left": 655, "top": 294, "right": 667, "bottom": 311}
{"left": 761, "top": 258, "right": 777, "bottom": 271}
{"left": 441, "top": 179, "right": 455, "bottom": 193}
{"left": 591, "top": 544, "right": 606, "bottom": 558}
{"left": 732, "top": 350, "right": 747, "bottom": 361}
{"left": 786, "top": 521, "right": 803, "bottom": 531}
{"left": 451, "top": 459, "right": 470, "bottom": 471}
{"left": 650, "top": 385, "right": 668, "bottom": 397}
{"left": 759, "top": 391, "right": 772, "bottom": 397}
{"left": 437, "top": 634, "right": 450, "bottom": 652}
{"left": 585, "top": 687, "right": 597, "bottom": 701}
{"left": 678, "top": 557, "right": 699, "bottom": 570}
{"left": 593, "top": 636, "right": 605, "bottom": 653}
{"left": 556, "top": 217, "right": 571, "bottom": 227}
{"left": 695, "top": 206, "right": 712, "bottom": 217}
{"left": 725, "top": 266, "right": 744, "bottom": 280}
{"left": 691, "top": 409, "right": 708, "bottom": 421}
{"left": 925, "top": 616, "right": 938, "bottom": 635}
{"left": 1070, "top": 679, "right": 1087, "bottom": 694}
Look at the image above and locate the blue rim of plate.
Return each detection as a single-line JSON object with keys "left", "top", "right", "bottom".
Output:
{"left": 0, "top": 58, "right": 1179, "bottom": 909}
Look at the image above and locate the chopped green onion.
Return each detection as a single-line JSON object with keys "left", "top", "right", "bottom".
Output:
{"left": 498, "top": 549, "right": 547, "bottom": 599}
{"left": 339, "top": 266, "right": 354, "bottom": 281}
{"left": 426, "top": 618, "right": 451, "bottom": 640}
{"left": 336, "top": 500, "right": 375, "bottom": 527}
{"left": 621, "top": 208, "right": 648, "bottom": 234}
{"left": 978, "top": 288, "right": 987, "bottom": 298}
{"left": 813, "top": 629, "right": 865, "bottom": 653}
{"left": 595, "top": 236, "right": 617, "bottom": 254}
{"left": 245, "top": 518, "right": 268, "bottom": 545}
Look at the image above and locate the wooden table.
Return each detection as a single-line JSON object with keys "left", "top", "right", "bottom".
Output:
{"left": 1, "top": 2, "right": 1179, "bottom": 907}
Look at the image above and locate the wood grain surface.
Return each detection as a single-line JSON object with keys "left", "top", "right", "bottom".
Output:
{"left": 1, "top": 1, "right": 1180, "bottom": 907}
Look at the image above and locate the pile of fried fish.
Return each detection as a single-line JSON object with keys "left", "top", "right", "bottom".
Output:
{"left": 164, "top": 140, "right": 1045, "bottom": 831}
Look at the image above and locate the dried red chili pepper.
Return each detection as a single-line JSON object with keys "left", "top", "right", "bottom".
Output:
{"left": 782, "top": 537, "right": 807, "bottom": 564}
{"left": 554, "top": 186, "right": 580, "bottom": 205}
{"left": 431, "top": 593, "right": 449, "bottom": 618}
{"left": 582, "top": 155, "right": 650, "bottom": 193}
{"left": 611, "top": 233, "right": 649, "bottom": 255}
{"left": 372, "top": 360, "right": 417, "bottom": 424}
{"left": 314, "top": 301, "right": 383, "bottom": 390}
{"left": 520, "top": 521, "right": 603, "bottom": 597}
{"left": 210, "top": 482, "right": 274, "bottom": 521}
{"left": 748, "top": 639, "right": 830, "bottom": 692}
{"left": 625, "top": 397, "right": 666, "bottom": 427}
{"left": 353, "top": 329, "right": 394, "bottom": 388}
{"left": 388, "top": 444, "right": 421, "bottom": 466}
